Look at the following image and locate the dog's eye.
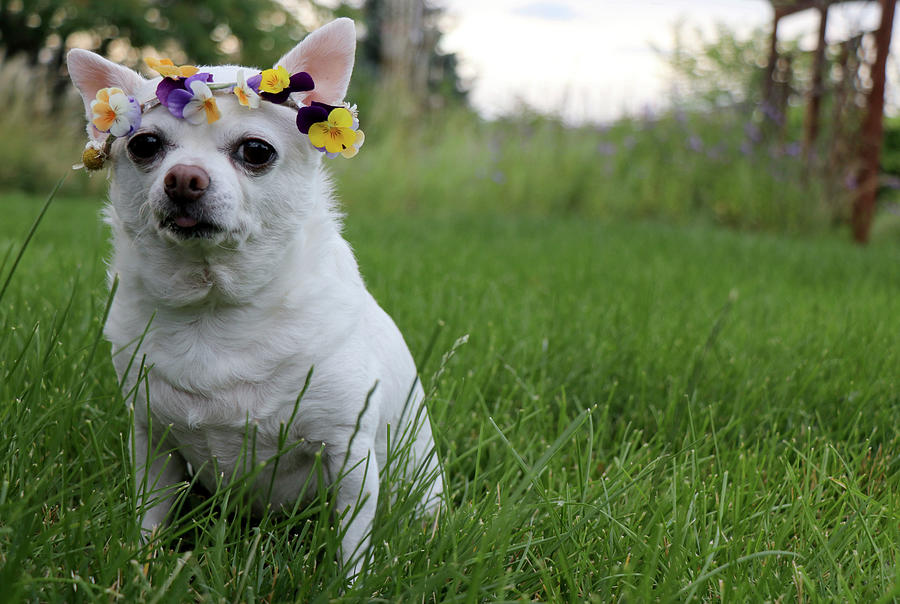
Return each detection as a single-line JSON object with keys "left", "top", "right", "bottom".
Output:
{"left": 237, "top": 139, "right": 276, "bottom": 169}
{"left": 127, "top": 133, "right": 163, "bottom": 161}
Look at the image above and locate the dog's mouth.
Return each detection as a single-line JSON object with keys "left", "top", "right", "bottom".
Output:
{"left": 160, "top": 214, "right": 223, "bottom": 239}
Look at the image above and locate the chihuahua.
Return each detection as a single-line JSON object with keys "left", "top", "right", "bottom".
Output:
{"left": 67, "top": 18, "right": 443, "bottom": 577}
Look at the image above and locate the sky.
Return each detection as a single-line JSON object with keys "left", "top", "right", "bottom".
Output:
{"left": 438, "top": 0, "right": 894, "bottom": 123}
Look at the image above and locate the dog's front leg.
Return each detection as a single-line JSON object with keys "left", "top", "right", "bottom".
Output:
{"left": 328, "top": 442, "right": 379, "bottom": 579}
{"left": 133, "top": 419, "right": 188, "bottom": 539}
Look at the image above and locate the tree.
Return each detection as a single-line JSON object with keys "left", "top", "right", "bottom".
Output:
{"left": 0, "top": 0, "right": 307, "bottom": 91}
{"left": 0, "top": 0, "right": 464, "bottom": 110}
{"left": 334, "top": 0, "right": 466, "bottom": 111}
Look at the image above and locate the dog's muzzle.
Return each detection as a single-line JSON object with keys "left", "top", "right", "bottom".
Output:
{"left": 160, "top": 164, "right": 222, "bottom": 238}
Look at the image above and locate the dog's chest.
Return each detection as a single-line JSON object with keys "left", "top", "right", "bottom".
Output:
{"left": 152, "top": 377, "right": 325, "bottom": 502}
{"left": 118, "top": 304, "right": 373, "bottom": 501}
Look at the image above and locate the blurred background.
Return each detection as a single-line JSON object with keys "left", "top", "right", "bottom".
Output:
{"left": 2, "top": 0, "right": 899, "bottom": 243}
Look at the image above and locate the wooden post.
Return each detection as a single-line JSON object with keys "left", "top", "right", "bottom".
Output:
{"left": 851, "top": 0, "right": 896, "bottom": 243}
{"left": 803, "top": 3, "right": 829, "bottom": 162}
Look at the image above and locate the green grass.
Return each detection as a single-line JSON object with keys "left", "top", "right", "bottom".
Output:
{"left": 1, "top": 188, "right": 900, "bottom": 602}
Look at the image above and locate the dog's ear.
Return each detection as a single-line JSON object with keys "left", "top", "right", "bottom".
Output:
{"left": 276, "top": 17, "right": 356, "bottom": 106}
{"left": 67, "top": 49, "right": 146, "bottom": 140}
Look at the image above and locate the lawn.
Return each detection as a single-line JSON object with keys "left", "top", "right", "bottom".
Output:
{"left": 1, "top": 188, "right": 899, "bottom": 601}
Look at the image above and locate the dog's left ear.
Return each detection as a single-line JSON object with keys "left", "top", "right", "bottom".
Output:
{"left": 67, "top": 49, "right": 146, "bottom": 140}
{"left": 276, "top": 17, "right": 356, "bottom": 106}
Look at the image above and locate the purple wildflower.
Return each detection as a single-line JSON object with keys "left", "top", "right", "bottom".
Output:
{"left": 784, "top": 142, "right": 802, "bottom": 157}
{"left": 744, "top": 122, "right": 762, "bottom": 143}
{"left": 596, "top": 142, "right": 617, "bottom": 156}
{"left": 706, "top": 144, "right": 725, "bottom": 160}
{"left": 760, "top": 101, "right": 783, "bottom": 125}
{"left": 688, "top": 135, "right": 703, "bottom": 153}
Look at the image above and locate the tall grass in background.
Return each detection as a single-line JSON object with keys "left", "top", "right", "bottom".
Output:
{"left": 0, "top": 57, "right": 105, "bottom": 197}
{"left": 0, "top": 55, "right": 839, "bottom": 234}
{"left": 332, "top": 104, "right": 831, "bottom": 233}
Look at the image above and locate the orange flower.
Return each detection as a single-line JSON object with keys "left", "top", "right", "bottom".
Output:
{"left": 232, "top": 70, "right": 260, "bottom": 109}
{"left": 90, "top": 87, "right": 141, "bottom": 136}
{"left": 145, "top": 57, "right": 199, "bottom": 79}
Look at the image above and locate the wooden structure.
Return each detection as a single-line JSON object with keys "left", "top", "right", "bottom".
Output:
{"left": 764, "top": 0, "right": 896, "bottom": 243}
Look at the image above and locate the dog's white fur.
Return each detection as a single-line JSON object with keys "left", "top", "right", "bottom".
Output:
{"left": 67, "top": 18, "right": 443, "bottom": 576}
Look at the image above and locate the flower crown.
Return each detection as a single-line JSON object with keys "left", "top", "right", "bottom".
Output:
{"left": 80, "top": 57, "right": 364, "bottom": 171}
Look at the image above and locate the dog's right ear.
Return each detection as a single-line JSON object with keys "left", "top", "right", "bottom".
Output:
{"left": 67, "top": 49, "right": 146, "bottom": 140}
{"left": 276, "top": 18, "right": 356, "bottom": 106}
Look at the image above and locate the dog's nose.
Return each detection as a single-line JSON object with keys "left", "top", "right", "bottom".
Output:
{"left": 164, "top": 164, "right": 210, "bottom": 205}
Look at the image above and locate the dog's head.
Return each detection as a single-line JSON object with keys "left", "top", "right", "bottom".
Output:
{"left": 67, "top": 19, "right": 356, "bottom": 255}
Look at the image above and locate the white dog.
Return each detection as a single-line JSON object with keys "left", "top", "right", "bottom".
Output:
{"left": 66, "top": 18, "right": 443, "bottom": 576}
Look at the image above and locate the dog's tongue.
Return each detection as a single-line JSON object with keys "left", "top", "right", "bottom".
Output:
{"left": 174, "top": 216, "right": 199, "bottom": 228}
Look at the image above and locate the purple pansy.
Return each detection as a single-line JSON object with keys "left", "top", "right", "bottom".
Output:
{"left": 157, "top": 72, "right": 214, "bottom": 118}
{"left": 246, "top": 71, "right": 314, "bottom": 104}
{"left": 296, "top": 101, "right": 340, "bottom": 134}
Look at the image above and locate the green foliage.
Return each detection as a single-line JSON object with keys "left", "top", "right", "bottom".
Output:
{"left": 358, "top": 0, "right": 466, "bottom": 101}
{"left": 665, "top": 22, "right": 770, "bottom": 109}
{"left": 326, "top": 0, "right": 467, "bottom": 113}
{"left": 881, "top": 117, "right": 900, "bottom": 175}
{"left": 1, "top": 191, "right": 899, "bottom": 600}
{"left": 3, "top": 0, "right": 466, "bottom": 113}
{"left": 1, "top": 0, "right": 305, "bottom": 73}
{"left": 664, "top": 21, "right": 826, "bottom": 113}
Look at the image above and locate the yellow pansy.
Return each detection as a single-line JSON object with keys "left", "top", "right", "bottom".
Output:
{"left": 258, "top": 66, "right": 291, "bottom": 94}
{"left": 307, "top": 107, "right": 360, "bottom": 155}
